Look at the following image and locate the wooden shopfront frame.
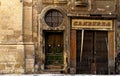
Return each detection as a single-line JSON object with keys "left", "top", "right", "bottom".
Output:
{"left": 70, "top": 18, "right": 115, "bottom": 74}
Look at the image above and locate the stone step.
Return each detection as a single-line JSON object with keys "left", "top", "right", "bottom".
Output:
{"left": 43, "top": 71, "right": 61, "bottom": 74}
{"left": 43, "top": 69, "right": 64, "bottom": 74}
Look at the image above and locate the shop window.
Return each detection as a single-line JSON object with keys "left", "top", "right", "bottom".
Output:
{"left": 45, "top": 9, "right": 64, "bottom": 27}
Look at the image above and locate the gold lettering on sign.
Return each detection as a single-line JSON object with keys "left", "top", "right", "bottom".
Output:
{"left": 72, "top": 19, "right": 113, "bottom": 30}
{"left": 54, "top": 0, "right": 67, "bottom": 3}
{"left": 42, "top": 0, "right": 53, "bottom": 4}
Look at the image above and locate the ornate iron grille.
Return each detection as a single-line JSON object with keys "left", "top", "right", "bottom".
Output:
{"left": 45, "top": 9, "right": 64, "bottom": 27}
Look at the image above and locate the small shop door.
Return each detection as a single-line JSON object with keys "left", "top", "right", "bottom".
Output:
{"left": 76, "top": 30, "right": 108, "bottom": 74}
{"left": 45, "top": 32, "right": 64, "bottom": 69}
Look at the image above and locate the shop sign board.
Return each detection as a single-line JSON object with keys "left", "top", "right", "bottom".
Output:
{"left": 72, "top": 19, "right": 113, "bottom": 30}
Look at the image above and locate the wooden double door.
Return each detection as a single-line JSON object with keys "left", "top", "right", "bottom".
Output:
{"left": 76, "top": 30, "right": 108, "bottom": 74}
{"left": 45, "top": 32, "right": 64, "bottom": 69}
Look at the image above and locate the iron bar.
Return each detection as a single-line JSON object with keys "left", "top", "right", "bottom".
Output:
{"left": 80, "top": 29, "right": 84, "bottom": 63}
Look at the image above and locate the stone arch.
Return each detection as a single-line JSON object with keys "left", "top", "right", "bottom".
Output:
{"left": 40, "top": 5, "right": 67, "bottom": 28}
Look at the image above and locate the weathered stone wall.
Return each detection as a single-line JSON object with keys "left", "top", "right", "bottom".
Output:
{"left": 116, "top": 22, "right": 120, "bottom": 55}
{"left": 0, "top": 0, "right": 24, "bottom": 74}
{"left": 23, "top": 0, "right": 35, "bottom": 73}
{"left": 32, "top": 0, "right": 39, "bottom": 73}
{"left": 38, "top": 0, "right": 70, "bottom": 73}
{"left": 0, "top": 0, "right": 23, "bottom": 43}
{"left": 0, "top": 45, "right": 24, "bottom": 74}
{"left": 38, "top": 0, "right": 117, "bottom": 74}
{"left": 117, "top": 0, "right": 120, "bottom": 55}
{"left": 0, "top": 0, "right": 119, "bottom": 74}
{"left": 116, "top": 0, "right": 120, "bottom": 74}
{"left": 0, "top": 0, "right": 37, "bottom": 74}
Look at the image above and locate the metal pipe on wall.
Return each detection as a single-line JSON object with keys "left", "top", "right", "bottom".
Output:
{"left": 80, "top": 29, "right": 84, "bottom": 63}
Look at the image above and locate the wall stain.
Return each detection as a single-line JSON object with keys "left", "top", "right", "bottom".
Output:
{"left": 23, "top": 2, "right": 32, "bottom": 7}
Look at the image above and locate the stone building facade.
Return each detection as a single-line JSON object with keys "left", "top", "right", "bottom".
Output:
{"left": 0, "top": 0, "right": 120, "bottom": 74}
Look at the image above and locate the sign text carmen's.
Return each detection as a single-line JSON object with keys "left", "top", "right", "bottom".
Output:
{"left": 72, "top": 19, "right": 113, "bottom": 30}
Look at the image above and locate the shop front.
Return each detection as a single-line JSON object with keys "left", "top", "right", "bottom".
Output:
{"left": 70, "top": 18, "right": 115, "bottom": 74}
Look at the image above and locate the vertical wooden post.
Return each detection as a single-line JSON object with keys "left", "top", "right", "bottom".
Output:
{"left": 108, "top": 31, "right": 115, "bottom": 74}
{"left": 70, "top": 30, "right": 76, "bottom": 73}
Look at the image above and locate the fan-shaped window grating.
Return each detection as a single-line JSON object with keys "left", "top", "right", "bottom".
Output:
{"left": 45, "top": 9, "right": 64, "bottom": 27}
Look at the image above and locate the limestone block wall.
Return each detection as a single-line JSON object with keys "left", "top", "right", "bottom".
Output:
{"left": 0, "top": 0, "right": 23, "bottom": 43}
{"left": 116, "top": 0, "right": 120, "bottom": 72}
{"left": 116, "top": 22, "right": 120, "bottom": 55}
{"left": 23, "top": 0, "right": 33, "bottom": 42}
{"left": 0, "top": 45, "right": 24, "bottom": 73}
{"left": 23, "top": 0, "right": 35, "bottom": 74}
{"left": 0, "top": 0, "right": 24, "bottom": 74}
{"left": 32, "top": 0, "right": 39, "bottom": 73}
{"left": 0, "top": 0, "right": 119, "bottom": 74}
{"left": 117, "top": 0, "right": 120, "bottom": 55}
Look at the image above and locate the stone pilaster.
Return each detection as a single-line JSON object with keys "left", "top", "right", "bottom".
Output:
{"left": 23, "top": 0, "right": 35, "bottom": 73}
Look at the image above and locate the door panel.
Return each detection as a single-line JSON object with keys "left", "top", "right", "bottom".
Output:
{"left": 76, "top": 30, "right": 108, "bottom": 74}
{"left": 95, "top": 31, "right": 108, "bottom": 74}
{"left": 76, "top": 31, "right": 93, "bottom": 74}
{"left": 76, "top": 31, "right": 82, "bottom": 73}
{"left": 45, "top": 32, "right": 64, "bottom": 69}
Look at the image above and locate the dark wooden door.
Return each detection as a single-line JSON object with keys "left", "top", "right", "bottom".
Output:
{"left": 95, "top": 31, "right": 108, "bottom": 74}
{"left": 45, "top": 32, "right": 64, "bottom": 69}
{"left": 76, "top": 30, "right": 108, "bottom": 74}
